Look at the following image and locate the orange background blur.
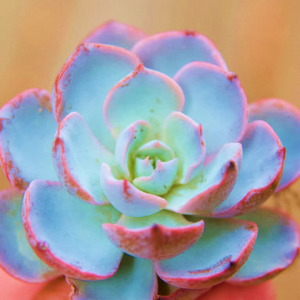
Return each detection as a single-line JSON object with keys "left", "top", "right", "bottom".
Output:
{"left": 0, "top": 0, "right": 300, "bottom": 299}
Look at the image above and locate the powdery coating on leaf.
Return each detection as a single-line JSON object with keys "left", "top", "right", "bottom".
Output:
{"left": 0, "top": 188, "right": 59, "bottom": 283}
{"left": 165, "top": 143, "right": 242, "bottom": 215}
{"left": 155, "top": 218, "right": 258, "bottom": 289}
{"left": 174, "top": 62, "right": 248, "bottom": 156}
{"left": 68, "top": 255, "right": 157, "bottom": 300}
{"left": 102, "top": 211, "right": 204, "bottom": 260}
{"left": 162, "top": 112, "right": 206, "bottom": 184}
{"left": 132, "top": 31, "right": 227, "bottom": 77}
{"left": 103, "top": 63, "right": 185, "bottom": 140}
{"left": 229, "top": 207, "right": 300, "bottom": 285}
{"left": 52, "top": 138, "right": 93, "bottom": 203}
{"left": 100, "top": 163, "right": 167, "bottom": 217}
{"left": 249, "top": 98, "right": 300, "bottom": 192}
{"left": 22, "top": 180, "right": 123, "bottom": 281}
{"left": 0, "top": 88, "right": 58, "bottom": 192}
{"left": 52, "top": 112, "right": 113, "bottom": 205}
{"left": 82, "top": 20, "right": 147, "bottom": 50}
{"left": 52, "top": 43, "right": 141, "bottom": 151}
{"left": 212, "top": 121, "right": 285, "bottom": 218}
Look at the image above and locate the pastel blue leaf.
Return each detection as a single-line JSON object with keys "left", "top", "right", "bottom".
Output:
{"left": 249, "top": 98, "right": 300, "bottom": 192}
{"left": 83, "top": 20, "right": 147, "bottom": 50}
{"left": 0, "top": 188, "right": 58, "bottom": 282}
{"left": 22, "top": 180, "right": 123, "bottom": 280}
{"left": 163, "top": 112, "right": 206, "bottom": 184}
{"left": 133, "top": 159, "right": 179, "bottom": 196}
{"left": 0, "top": 89, "right": 58, "bottom": 191}
{"left": 155, "top": 218, "right": 258, "bottom": 289}
{"left": 103, "top": 63, "right": 185, "bottom": 140}
{"left": 229, "top": 207, "right": 300, "bottom": 285}
{"left": 115, "top": 210, "right": 194, "bottom": 228}
{"left": 165, "top": 143, "right": 242, "bottom": 215}
{"left": 52, "top": 43, "right": 141, "bottom": 151}
{"left": 53, "top": 112, "right": 114, "bottom": 205}
{"left": 100, "top": 163, "right": 167, "bottom": 217}
{"left": 68, "top": 255, "right": 157, "bottom": 300}
{"left": 212, "top": 121, "right": 285, "bottom": 218}
{"left": 102, "top": 210, "right": 204, "bottom": 260}
{"left": 132, "top": 31, "right": 227, "bottom": 77}
{"left": 174, "top": 62, "right": 248, "bottom": 156}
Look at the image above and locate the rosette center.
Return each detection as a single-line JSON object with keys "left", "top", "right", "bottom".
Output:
{"left": 113, "top": 120, "right": 180, "bottom": 195}
{"left": 132, "top": 140, "right": 179, "bottom": 195}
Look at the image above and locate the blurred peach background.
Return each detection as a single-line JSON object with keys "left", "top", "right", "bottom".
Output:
{"left": 0, "top": 0, "right": 300, "bottom": 299}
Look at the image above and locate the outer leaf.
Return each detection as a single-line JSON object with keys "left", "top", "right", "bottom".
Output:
{"left": 0, "top": 89, "right": 58, "bottom": 191}
{"left": 22, "top": 180, "right": 123, "bottom": 280}
{"left": 68, "top": 255, "right": 157, "bottom": 300}
{"left": 102, "top": 210, "right": 204, "bottom": 260}
{"left": 52, "top": 43, "right": 141, "bottom": 151}
{"left": 132, "top": 31, "right": 227, "bottom": 77}
{"left": 82, "top": 20, "right": 147, "bottom": 50}
{"left": 155, "top": 218, "right": 258, "bottom": 289}
{"left": 0, "top": 188, "right": 58, "bottom": 282}
{"left": 53, "top": 112, "right": 113, "bottom": 205}
{"left": 165, "top": 143, "right": 242, "bottom": 215}
{"left": 249, "top": 98, "right": 300, "bottom": 191}
{"left": 103, "top": 63, "right": 185, "bottom": 140}
{"left": 229, "top": 207, "right": 300, "bottom": 285}
{"left": 174, "top": 62, "right": 248, "bottom": 155}
{"left": 212, "top": 121, "right": 285, "bottom": 217}
{"left": 100, "top": 163, "right": 167, "bottom": 217}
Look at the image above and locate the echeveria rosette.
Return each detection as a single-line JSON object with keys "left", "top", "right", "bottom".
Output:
{"left": 0, "top": 21, "right": 299, "bottom": 299}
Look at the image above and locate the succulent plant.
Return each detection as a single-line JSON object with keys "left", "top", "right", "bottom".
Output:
{"left": 0, "top": 21, "right": 300, "bottom": 300}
